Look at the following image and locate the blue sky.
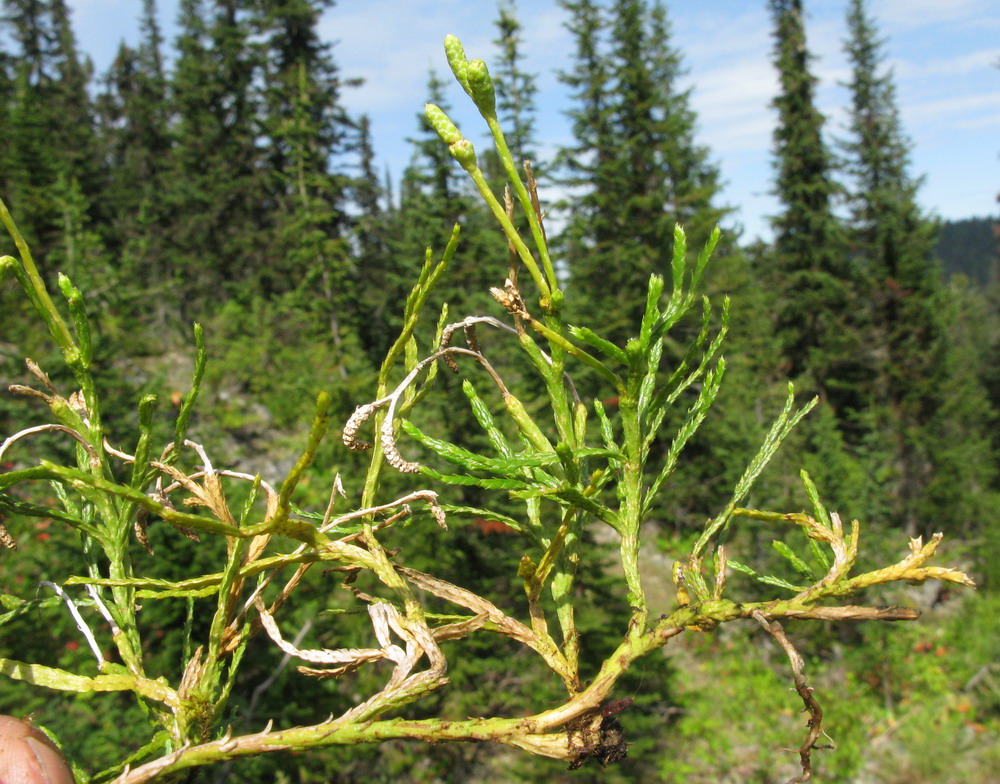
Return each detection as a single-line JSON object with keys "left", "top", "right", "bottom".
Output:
{"left": 66, "top": 0, "right": 1000, "bottom": 242}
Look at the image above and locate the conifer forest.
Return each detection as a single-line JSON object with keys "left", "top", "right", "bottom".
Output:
{"left": 1, "top": 1, "right": 998, "bottom": 782}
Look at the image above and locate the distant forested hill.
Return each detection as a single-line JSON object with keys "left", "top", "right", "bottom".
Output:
{"left": 937, "top": 216, "right": 996, "bottom": 285}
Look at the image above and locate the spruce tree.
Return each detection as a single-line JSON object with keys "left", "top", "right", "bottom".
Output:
{"left": 166, "top": 0, "right": 268, "bottom": 310}
{"left": 48, "top": 0, "right": 99, "bottom": 194}
{"left": 97, "top": 0, "right": 174, "bottom": 330}
{"left": 841, "top": 0, "right": 942, "bottom": 381}
{"left": 556, "top": 0, "right": 614, "bottom": 291}
{"left": 353, "top": 115, "right": 386, "bottom": 262}
{"left": 353, "top": 114, "right": 395, "bottom": 361}
{"left": 0, "top": 39, "right": 16, "bottom": 226}
{"left": 255, "top": 0, "right": 358, "bottom": 373}
{"left": 767, "top": 0, "right": 863, "bottom": 420}
{"left": 1, "top": 0, "right": 100, "bottom": 260}
{"left": 2, "top": 0, "right": 57, "bottom": 226}
{"left": 552, "top": 0, "right": 759, "bottom": 538}
{"left": 558, "top": 0, "right": 729, "bottom": 345}
{"left": 840, "top": 0, "right": 996, "bottom": 536}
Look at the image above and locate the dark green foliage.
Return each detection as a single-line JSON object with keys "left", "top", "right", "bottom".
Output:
{"left": 166, "top": 0, "right": 270, "bottom": 310}
{"left": 253, "top": 0, "right": 363, "bottom": 397}
{"left": 0, "top": 49, "right": 13, "bottom": 194}
{"left": 95, "top": 0, "right": 174, "bottom": 332}
{"left": 767, "top": 0, "right": 863, "bottom": 412}
{"left": 352, "top": 115, "right": 396, "bottom": 360}
{"left": 937, "top": 217, "right": 997, "bottom": 285}
{"left": 841, "top": 0, "right": 944, "bottom": 400}
{"left": 838, "top": 0, "right": 997, "bottom": 540}
{"left": 1, "top": 0, "right": 102, "bottom": 260}
{"left": 840, "top": 0, "right": 945, "bottom": 525}
{"left": 46, "top": 0, "right": 99, "bottom": 193}
{"left": 257, "top": 0, "right": 353, "bottom": 300}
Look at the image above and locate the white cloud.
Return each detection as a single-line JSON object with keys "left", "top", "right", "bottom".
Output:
{"left": 678, "top": 9, "right": 771, "bottom": 62}
{"left": 893, "top": 48, "right": 1000, "bottom": 79}
{"left": 875, "top": 0, "right": 998, "bottom": 28}
{"left": 684, "top": 60, "right": 776, "bottom": 154}
{"left": 903, "top": 91, "right": 1000, "bottom": 125}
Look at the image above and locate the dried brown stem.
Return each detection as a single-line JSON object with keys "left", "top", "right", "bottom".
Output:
{"left": 523, "top": 161, "right": 547, "bottom": 244}
{"left": 772, "top": 605, "right": 919, "bottom": 621}
{"left": 752, "top": 610, "right": 826, "bottom": 783}
{"left": 504, "top": 185, "right": 518, "bottom": 287}
{"left": 25, "top": 358, "right": 58, "bottom": 394}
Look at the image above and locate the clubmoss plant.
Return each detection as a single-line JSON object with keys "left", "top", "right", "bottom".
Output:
{"left": 0, "top": 35, "right": 973, "bottom": 783}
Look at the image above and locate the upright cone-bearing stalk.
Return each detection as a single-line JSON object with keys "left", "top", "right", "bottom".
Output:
{"left": 424, "top": 103, "right": 463, "bottom": 145}
{"left": 466, "top": 59, "right": 496, "bottom": 117}
{"left": 447, "top": 139, "right": 478, "bottom": 172}
{"left": 444, "top": 34, "right": 470, "bottom": 92}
